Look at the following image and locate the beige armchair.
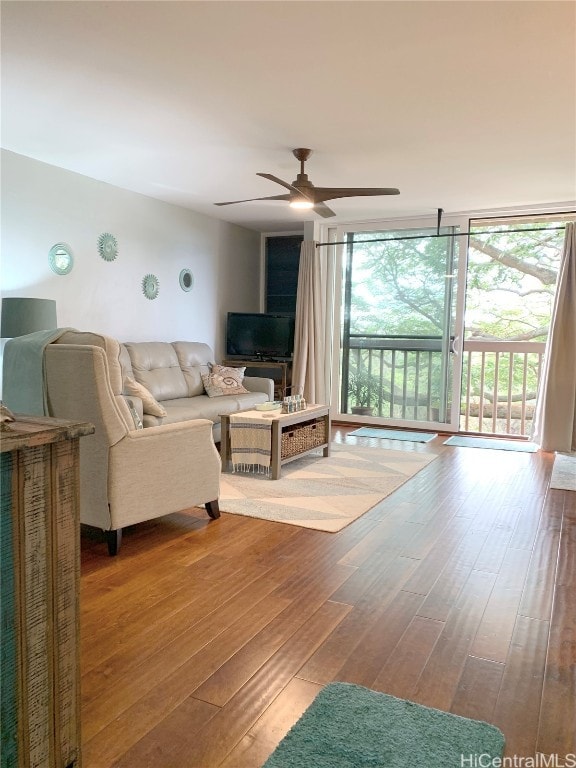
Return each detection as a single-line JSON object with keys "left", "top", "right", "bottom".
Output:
{"left": 43, "top": 331, "right": 221, "bottom": 555}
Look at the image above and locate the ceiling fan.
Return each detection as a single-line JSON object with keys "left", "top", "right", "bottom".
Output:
{"left": 215, "top": 148, "right": 400, "bottom": 218}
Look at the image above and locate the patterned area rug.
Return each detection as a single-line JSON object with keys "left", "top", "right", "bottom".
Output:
{"left": 219, "top": 443, "right": 438, "bottom": 532}
{"left": 550, "top": 452, "right": 576, "bottom": 490}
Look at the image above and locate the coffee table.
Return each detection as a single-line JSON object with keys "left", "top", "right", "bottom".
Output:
{"left": 220, "top": 404, "right": 331, "bottom": 479}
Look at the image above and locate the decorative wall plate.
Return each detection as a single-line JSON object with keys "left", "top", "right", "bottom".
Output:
{"left": 142, "top": 273, "right": 159, "bottom": 300}
{"left": 179, "top": 268, "right": 194, "bottom": 292}
{"left": 49, "top": 243, "right": 74, "bottom": 275}
{"left": 98, "top": 232, "right": 118, "bottom": 261}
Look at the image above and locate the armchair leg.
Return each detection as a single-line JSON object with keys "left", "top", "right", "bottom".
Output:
{"left": 105, "top": 528, "right": 122, "bottom": 556}
{"left": 205, "top": 500, "right": 220, "bottom": 519}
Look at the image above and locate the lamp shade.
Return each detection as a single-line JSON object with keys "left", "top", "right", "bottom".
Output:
{"left": 1, "top": 298, "right": 57, "bottom": 337}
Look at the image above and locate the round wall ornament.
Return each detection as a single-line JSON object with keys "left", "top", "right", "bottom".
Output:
{"left": 179, "top": 268, "right": 194, "bottom": 292}
{"left": 142, "top": 273, "right": 159, "bottom": 300}
{"left": 49, "top": 243, "right": 74, "bottom": 275}
{"left": 98, "top": 232, "right": 118, "bottom": 261}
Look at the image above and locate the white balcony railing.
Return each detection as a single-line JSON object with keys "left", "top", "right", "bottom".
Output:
{"left": 461, "top": 340, "right": 545, "bottom": 436}
{"left": 343, "top": 337, "right": 546, "bottom": 437}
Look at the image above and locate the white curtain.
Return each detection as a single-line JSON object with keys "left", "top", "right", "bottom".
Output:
{"left": 292, "top": 240, "right": 335, "bottom": 405}
{"left": 532, "top": 221, "right": 576, "bottom": 452}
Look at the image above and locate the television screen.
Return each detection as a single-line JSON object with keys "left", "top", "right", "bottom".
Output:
{"left": 226, "top": 313, "right": 295, "bottom": 359}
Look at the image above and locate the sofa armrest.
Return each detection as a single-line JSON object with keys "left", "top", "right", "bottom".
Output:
{"left": 243, "top": 376, "right": 274, "bottom": 400}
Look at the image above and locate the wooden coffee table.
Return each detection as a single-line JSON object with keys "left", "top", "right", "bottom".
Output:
{"left": 220, "top": 404, "right": 331, "bottom": 479}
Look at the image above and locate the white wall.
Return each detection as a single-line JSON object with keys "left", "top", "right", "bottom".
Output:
{"left": 0, "top": 150, "right": 261, "bottom": 359}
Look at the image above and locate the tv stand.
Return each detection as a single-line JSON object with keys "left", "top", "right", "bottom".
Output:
{"left": 222, "top": 358, "right": 292, "bottom": 400}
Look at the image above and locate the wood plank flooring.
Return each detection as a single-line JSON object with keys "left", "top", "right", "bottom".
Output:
{"left": 80, "top": 428, "right": 576, "bottom": 767}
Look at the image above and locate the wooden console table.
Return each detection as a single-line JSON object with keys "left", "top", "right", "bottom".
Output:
{"left": 222, "top": 359, "right": 292, "bottom": 400}
{"left": 1, "top": 414, "right": 94, "bottom": 768}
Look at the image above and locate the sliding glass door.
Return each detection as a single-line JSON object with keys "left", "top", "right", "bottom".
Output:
{"left": 334, "top": 219, "right": 467, "bottom": 430}
{"left": 460, "top": 215, "right": 570, "bottom": 436}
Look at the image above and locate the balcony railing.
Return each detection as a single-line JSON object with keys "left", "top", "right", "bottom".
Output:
{"left": 343, "top": 336, "right": 446, "bottom": 422}
{"left": 343, "top": 336, "right": 545, "bottom": 437}
{"left": 461, "top": 340, "right": 545, "bottom": 436}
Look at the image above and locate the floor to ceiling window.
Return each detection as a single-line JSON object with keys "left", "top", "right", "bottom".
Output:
{"left": 336, "top": 217, "right": 466, "bottom": 431}
{"left": 333, "top": 212, "right": 573, "bottom": 436}
{"left": 461, "top": 214, "right": 568, "bottom": 436}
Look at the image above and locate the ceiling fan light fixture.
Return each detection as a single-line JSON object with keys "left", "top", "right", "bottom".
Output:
{"left": 289, "top": 199, "right": 314, "bottom": 210}
{"left": 215, "top": 148, "right": 399, "bottom": 217}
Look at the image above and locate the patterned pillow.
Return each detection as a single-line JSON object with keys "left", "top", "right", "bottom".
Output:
{"left": 202, "top": 364, "right": 249, "bottom": 397}
{"left": 124, "top": 397, "right": 144, "bottom": 430}
{"left": 124, "top": 377, "right": 167, "bottom": 417}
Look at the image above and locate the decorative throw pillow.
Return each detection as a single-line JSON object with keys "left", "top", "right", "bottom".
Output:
{"left": 124, "top": 377, "right": 167, "bottom": 417}
{"left": 201, "top": 364, "right": 249, "bottom": 398}
{"left": 124, "top": 397, "right": 144, "bottom": 430}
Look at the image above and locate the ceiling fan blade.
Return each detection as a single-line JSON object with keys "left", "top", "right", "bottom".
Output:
{"left": 312, "top": 187, "right": 400, "bottom": 202}
{"left": 257, "top": 173, "right": 313, "bottom": 199}
{"left": 218, "top": 151, "right": 399, "bottom": 214}
{"left": 314, "top": 202, "right": 336, "bottom": 218}
{"left": 215, "top": 194, "right": 290, "bottom": 206}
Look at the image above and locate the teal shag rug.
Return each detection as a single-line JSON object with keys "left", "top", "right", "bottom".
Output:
{"left": 444, "top": 436, "right": 537, "bottom": 452}
{"left": 349, "top": 428, "right": 437, "bottom": 443}
{"left": 262, "top": 683, "right": 505, "bottom": 768}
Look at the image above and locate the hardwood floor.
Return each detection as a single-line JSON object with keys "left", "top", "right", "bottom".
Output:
{"left": 80, "top": 428, "right": 575, "bottom": 767}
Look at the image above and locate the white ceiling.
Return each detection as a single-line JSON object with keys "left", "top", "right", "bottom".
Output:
{"left": 2, "top": 1, "right": 575, "bottom": 233}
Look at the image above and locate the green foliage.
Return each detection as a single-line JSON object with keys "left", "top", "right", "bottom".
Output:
{"left": 343, "top": 221, "right": 565, "bottom": 430}
{"left": 348, "top": 230, "right": 453, "bottom": 336}
{"left": 464, "top": 224, "right": 560, "bottom": 341}
{"left": 347, "top": 224, "right": 562, "bottom": 342}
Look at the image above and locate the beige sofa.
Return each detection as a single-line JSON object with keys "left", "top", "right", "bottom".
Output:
{"left": 40, "top": 331, "right": 272, "bottom": 555}
{"left": 121, "top": 340, "right": 273, "bottom": 441}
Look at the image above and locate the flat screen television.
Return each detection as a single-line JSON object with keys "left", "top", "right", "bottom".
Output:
{"left": 226, "top": 312, "right": 295, "bottom": 360}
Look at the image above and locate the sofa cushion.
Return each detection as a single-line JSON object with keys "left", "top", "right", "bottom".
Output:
{"left": 124, "top": 342, "right": 188, "bottom": 401}
{"left": 118, "top": 343, "right": 135, "bottom": 383}
{"left": 202, "top": 364, "right": 249, "bottom": 398}
{"left": 141, "top": 391, "right": 269, "bottom": 428}
{"left": 172, "top": 341, "right": 214, "bottom": 396}
{"left": 157, "top": 395, "right": 226, "bottom": 426}
{"left": 124, "top": 377, "right": 167, "bottom": 417}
